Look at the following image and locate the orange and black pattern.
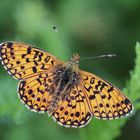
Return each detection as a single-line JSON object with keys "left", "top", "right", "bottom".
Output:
{"left": 0, "top": 42, "right": 62, "bottom": 80}
{"left": 53, "top": 84, "right": 92, "bottom": 127}
{"left": 79, "top": 71, "right": 133, "bottom": 120}
{"left": 0, "top": 41, "right": 133, "bottom": 128}
{"left": 18, "top": 72, "right": 54, "bottom": 112}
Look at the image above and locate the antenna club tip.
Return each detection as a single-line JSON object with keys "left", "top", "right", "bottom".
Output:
{"left": 52, "top": 25, "right": 56, "bottom": 29}
{"left": 52, "top": 25, "right": 58, "bottom": 32}
{"left": 108, "top": 54, "right": 117, "bottom": 57}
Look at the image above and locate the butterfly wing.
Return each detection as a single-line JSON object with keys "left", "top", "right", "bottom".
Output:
{"left": 18, "top": 72, "right": 57, "bottom": 112}
{"left": 53, "top": 84, "right": 92, "bottom": 128}
{"left": 0, "top": 42, "right": 63, "bottom": 80}
{"left": 79, "top": 70, "right": 133, "bottom": 119}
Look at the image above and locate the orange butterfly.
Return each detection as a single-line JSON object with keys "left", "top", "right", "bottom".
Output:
{"left": 0, "top": 42, "right": 133, "bottom": 128}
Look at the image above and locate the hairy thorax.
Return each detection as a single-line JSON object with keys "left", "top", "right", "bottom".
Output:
{"left": 47, "top": 62, "right": 80, "bottom": 115}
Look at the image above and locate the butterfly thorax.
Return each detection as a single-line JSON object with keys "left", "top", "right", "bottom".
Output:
{"left": 48, "top": 53, "right": 80, "bottom": 115}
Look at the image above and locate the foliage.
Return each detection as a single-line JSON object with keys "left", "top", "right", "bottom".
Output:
{"left": 0, "top": 0, "right": 140, "bottom": 140}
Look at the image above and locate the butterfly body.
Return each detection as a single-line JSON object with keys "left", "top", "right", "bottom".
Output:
{"left": 0, "top": 42, "right": 133, "bottom": 128}
{"left": 47, "top": 54, "right": 80, "bottom": 114}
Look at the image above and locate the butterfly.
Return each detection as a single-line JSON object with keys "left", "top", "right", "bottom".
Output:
{"left": 0, "top": 41, "right": 133, "bottom": 128}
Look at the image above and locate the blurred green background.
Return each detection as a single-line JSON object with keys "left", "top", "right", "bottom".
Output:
{"left": 0, "top": 0, "right": 140, "bottom": 140}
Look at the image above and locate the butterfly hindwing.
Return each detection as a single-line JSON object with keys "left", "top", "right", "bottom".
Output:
{"left": 53, "top": 84, "right": 92, "bottom": 128}
{"left": 18, "top": 72, "right": 57, "bottom": 112}
{"left": 79, "top": 70, "right": 133, "bottom": 119}
{"left": 0, "top": 42, "right": 63, "bottom": 80}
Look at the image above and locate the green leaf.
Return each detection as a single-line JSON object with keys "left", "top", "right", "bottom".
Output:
{"left": 124, "top": 42, "right": 140, "bottom": 109}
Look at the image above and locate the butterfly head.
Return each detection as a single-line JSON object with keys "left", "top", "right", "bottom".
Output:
{"left": 65, "top": 53, "right": 80, "bottom": 72}
{"left": 70, "top": 53, "right": 80, "bottom": 65}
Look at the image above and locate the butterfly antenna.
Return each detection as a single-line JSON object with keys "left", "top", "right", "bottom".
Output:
{"left": 52, "top": 25, "right": 72, "bottom": 55}
{"left": 80, "top": 53, "right": 117, "bottom": 61}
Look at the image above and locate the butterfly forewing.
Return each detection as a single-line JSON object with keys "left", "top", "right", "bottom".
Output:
{"left": 0, "top": 42, "right": 63, "bottom": 80}
{"left": 79, "top": 70, "right": 133, "bottom": 119}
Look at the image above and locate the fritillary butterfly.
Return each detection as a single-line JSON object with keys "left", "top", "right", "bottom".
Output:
{"left": 0, "top": 42, "right": 133, "bottom": 128}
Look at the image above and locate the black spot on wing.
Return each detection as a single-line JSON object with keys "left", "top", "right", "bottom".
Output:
{"left": 32, "top": 66, "right": 37, "bottom": 73}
